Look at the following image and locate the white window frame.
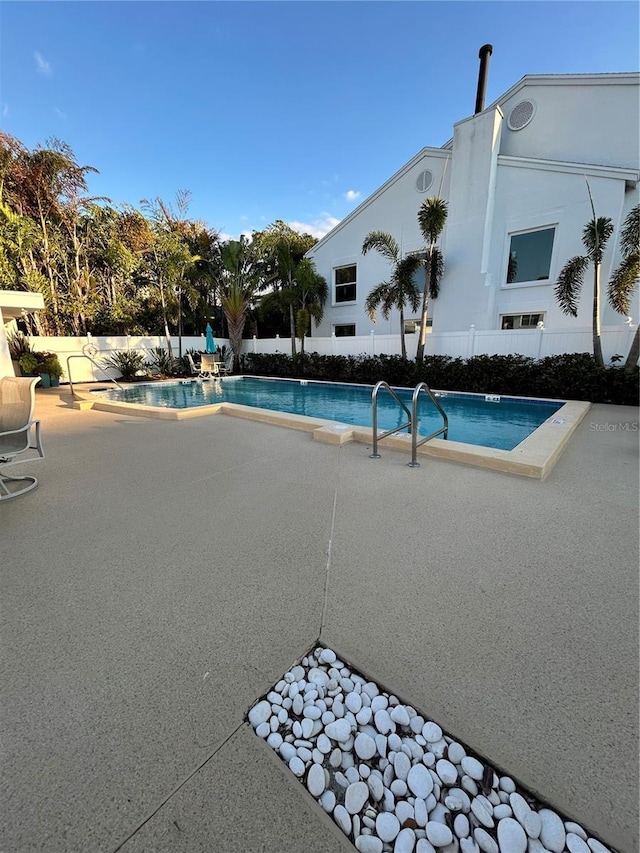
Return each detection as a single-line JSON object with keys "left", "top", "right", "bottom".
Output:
{"left": 333, "top": 264, "right": 357, "bottom": 306}
{"left": 502, "top": 224, "right": 557, "bottom": 289}
{"left": 500, "top": 312, "right": 545, "bottom": 330}
{"left": 333, "top": 323, "right": 357, "bottom": 337}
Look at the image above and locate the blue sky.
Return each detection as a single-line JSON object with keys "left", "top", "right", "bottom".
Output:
{"left": 2, "top": 1, "right": 638, "bottom": 240}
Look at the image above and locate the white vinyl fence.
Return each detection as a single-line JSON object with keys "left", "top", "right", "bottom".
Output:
{"left": 22, "top": 322, "right": 637, "bottom": 383}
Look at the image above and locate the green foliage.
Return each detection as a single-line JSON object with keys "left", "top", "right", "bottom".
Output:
{"left": 146, "top": 346, "right": 180, "bottom": 376}
{"left": 18, "top": 353, "right": 39, "bottom": 375}
{"left": 100, "top": 350, "right": 146, "bottom": 381}
{"left": 40, "top": 353, "right": 63, "bottom": 379}
{"left": 7, "top": 330, "right": 31, "bottom": 359}
{"left": 242, "top": 352, "right": 638, "bottom": 406}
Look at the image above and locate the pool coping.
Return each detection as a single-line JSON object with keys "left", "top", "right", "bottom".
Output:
{"left": 72, "top": 378, "right": 591, "bottom": 480}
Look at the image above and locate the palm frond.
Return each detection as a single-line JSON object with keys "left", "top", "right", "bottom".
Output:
{"left": 554, "top": 255, "right": 588, "bottom": 316}
{"left": 425, "top": 247, "right": 444, "bottom": 299}
{"left": 417, "top": 197, "right": 448, "bottom": 245}
{"left": 361, "top": 231, "right": 399, "bottom": 263}
{"left": 608, "top": 249, "right": 640, "bottom": 315}
{"left": 619, "top": 204, "right": 639, "bottom": 259}
{"left": 364, "top": 281, "right": 390, "bottom": 322}
{"left": 582, "top": 217, "right": 614, "bottom": 264}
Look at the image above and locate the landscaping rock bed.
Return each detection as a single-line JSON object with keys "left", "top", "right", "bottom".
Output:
{"left": 248, "top": 646, "right": 614, "bottom": 853}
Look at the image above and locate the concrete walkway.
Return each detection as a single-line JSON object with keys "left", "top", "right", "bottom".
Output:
{"left": 1, "top": 388, "right": 638, "bottom": 853}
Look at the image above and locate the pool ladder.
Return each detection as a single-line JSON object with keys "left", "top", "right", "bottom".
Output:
{"left": 370, "top": 381, "right": 448, "bottom": 467}
{"left": 66, "top": 354, "right": 123, "bottom": 399}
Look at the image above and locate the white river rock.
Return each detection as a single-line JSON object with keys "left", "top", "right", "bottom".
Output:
{"left": 307, "top": 763, "right": 325, "bottom": 797}
{"left": 319, "top": 789, "right": 335, "bottom": 813}
{"left": 425, "top": 821, "right": 453, "bottom": 847}
{"left": 422, "top": 721, "right": 443, "bottom": 742}
{"left": 325, "top": 719, "right": 351, "bottom": 742}
{"left": 355, "top": 835, "right": 384, "bottom": 853}
{"left": 288, "top": 755, "right": 305, "bottom": 776}
{"left": 390, "top": 705, "right": 411, "bottom": 726}
{"left": 394, "top": 751, "right": 411, "bottom": 781}
{"left": 538, "top": 809, "right": 566, "bottom": 852}
{"left": 345, "top": 781, "right": 369, "bottom": 814}
{"left": 394, "top": 827, "right": 416, "bottom": 853}
{"left": 460, "top": 756, "right": 484, "bottom": 781}
{"left": 355, "top": 733, "right": 377, "bottom": 760}
{"left": 248, "top": 700, "right": 271, "bottom": 727}
{"left": 566, "top": 834, "right": 591, "bottom": 853}
{"left": 497, "top": 817, "right": 527, "bottom": 853}
{"left": 407, "top": 763, "right": 434, "bottom": 798}
{"left": 376, "top": 812, "right": 401, "bottom": 843}
{"left": 334, "top": 804, "right": 352, "bottom": 835}
{"left": 436, "top": 759, "right": 458, "bottom": 786}
{"left": 474, "top": 828, "right": 499, "bottom": 853}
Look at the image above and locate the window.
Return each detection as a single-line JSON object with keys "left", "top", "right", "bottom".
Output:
{"left": 404, "top": 318, "right": 432, "bottom": 334}
{"left": 335, "top": 265, "right": 357, "bottom": 303}
{"left": 334, "top": 324, "right": 356, "bottom": 337}
{"left": 501, "top": 313, "right": 544, "bottom": 330}
{"left": 506, "top": 227, "right": 555, "bottom": 284}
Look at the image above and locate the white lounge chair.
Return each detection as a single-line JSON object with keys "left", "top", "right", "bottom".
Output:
{"left": 186, "top": 353, "right": 200, "bottom": 376}
{"left": 0, "top": 377, "right": 45, "bottom": 500}
{"left": 199, "top": 354, "right": 220, "bottom": 379}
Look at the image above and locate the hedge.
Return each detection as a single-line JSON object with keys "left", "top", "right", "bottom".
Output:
{"left": 240, "top": 352, "right": 639, "bottom": 407}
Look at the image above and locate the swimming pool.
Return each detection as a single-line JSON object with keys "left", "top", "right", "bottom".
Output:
{"left": 91, "top": 377, "right": 563, "bottom": 451}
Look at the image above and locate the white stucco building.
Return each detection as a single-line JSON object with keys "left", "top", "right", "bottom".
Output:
{"left": 308, "top": 72, "right": 639, "bottom": 349}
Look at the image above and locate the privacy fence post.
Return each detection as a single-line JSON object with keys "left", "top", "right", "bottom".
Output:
{"left": 468, "top": 325, "right": 475, "bottom": 359}
{"left": 370, "top": 330, "right": 375, "bottom": 356}
{"left": 537, "top": 321, "right": 545, "bottom": 359}
{"left": 331, "top": 332, "right": 336, "bottom": 356}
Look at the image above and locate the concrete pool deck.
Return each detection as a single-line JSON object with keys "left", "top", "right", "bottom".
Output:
{"left": 1, "top": 387, "right": 638, "bottom": 852}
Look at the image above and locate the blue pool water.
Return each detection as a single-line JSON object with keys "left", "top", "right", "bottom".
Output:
{"left": 93, "top": 377, "right": 563, "bottom": 451}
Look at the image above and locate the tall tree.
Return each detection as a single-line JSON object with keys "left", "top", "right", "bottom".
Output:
{"left": 554, "top": 216, "right": 614, "bottom": 368}
{"left": 361, "top": 231, "right": 421, "bottom": 360}
{"left": 253, "top": 221, "right": 317, "bottom": 355}
{"left": 218, "top": 236, "right": 260, "bottom": 370}
{"left": 416, "top": 197, "right": 448, "bottom": 363}
{"left": 608, "top": 204, "right": 640, "bottom": 373}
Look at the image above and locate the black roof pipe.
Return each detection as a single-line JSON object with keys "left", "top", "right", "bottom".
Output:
{"left": 475, "top": 44, "right": 493, "bottom": 114}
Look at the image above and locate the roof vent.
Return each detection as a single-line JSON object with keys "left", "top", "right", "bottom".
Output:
{"left": 508, "top": 100, "right": 536, "bottom": 131}
{"left": 415, "top": 170, "right": 433, "bottom": 193}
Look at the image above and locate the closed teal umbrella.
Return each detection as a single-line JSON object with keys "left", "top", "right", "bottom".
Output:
{"left": 205, "top": 323, "right": 216, "bottom": 354}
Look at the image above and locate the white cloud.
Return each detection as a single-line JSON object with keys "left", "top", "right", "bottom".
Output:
{"left": 35, "top": 51, "right": 52, "bottom": 76}
{"left": 54, "top": 107, "right": 67, "bottom": 119}
{"left": 2, "top": 104, "right": 8, "bottom": 118}
{"left": 288, "top": 214, "right": 341, "bottom": 240}
{"left": 344, "top": 189, "right": 361, "bottom": 202}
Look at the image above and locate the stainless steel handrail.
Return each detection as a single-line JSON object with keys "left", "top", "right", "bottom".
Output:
{"left": 66, "top": 354, "right": 123, "bottom": 399}
{"left": 370, "top": 381, "right": 413, "bottom": 459}
{"left": 409, "top": 381, "right": 449, "bottom": 467}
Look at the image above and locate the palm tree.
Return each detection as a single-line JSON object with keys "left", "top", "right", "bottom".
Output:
{"left": 554, "top": 217, "right": 614, "bottom": 368}
{"left": 608, "top": 204, "right": 640, "bottom": 373}
{"left": 361, "top": 231, "right": 421, "bottom": 360}
{"left": 218, "top": 237, "right": 260, "bottom": 371}
{"left": 290, "top": 258, "right": 328, "bottom": 355}
{"left": 416, "top": 197, "right": 448, "bottom": 363}
{"left": 254, "top": 221, "right": 317, "bottom": 355}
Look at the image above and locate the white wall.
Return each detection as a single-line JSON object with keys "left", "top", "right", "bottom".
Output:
{"left": 309, "top": 75, "right": 640, "bottom": 342}
{"left": 497, "top": 75, "right": 640, "bottom": 169}
{"left": 309, "top": 149, "right": 451, "bottom": 338}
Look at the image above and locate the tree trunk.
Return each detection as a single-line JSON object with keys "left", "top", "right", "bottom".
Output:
{"left": 399, "top": 306, "right": 406, "bottom": 360}
{"left": 415, "top": 247, "right": 433, "bottom": 363}
{"left": 624, "top": 325, "right": 639, "bottom": 374}
{"left": 592, "top": 262, "right": 604, "bottom": 368}
{"left": 289, "top": 303, "right": 297, "bottom": 356}
{"left": 224, "top": 311, "right": 246, "bottom": 372}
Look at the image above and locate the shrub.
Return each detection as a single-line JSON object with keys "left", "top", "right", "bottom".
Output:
{"left": 242, "top": 352, "right": 638, "bottom": 406}
{"left": 18, "top": 353, "right": 39, "bottom": 376}
{"left": 146, "top": 347, "right": 180, "bottom": 376}
{"left": 7, "top": 330, "right": 31, "bottom": 359}
{"left": 41, "top": 353, "right": 63, "bottom": 379}
{"left": 100, "top": 350, "right": 146, "bottom": 381}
